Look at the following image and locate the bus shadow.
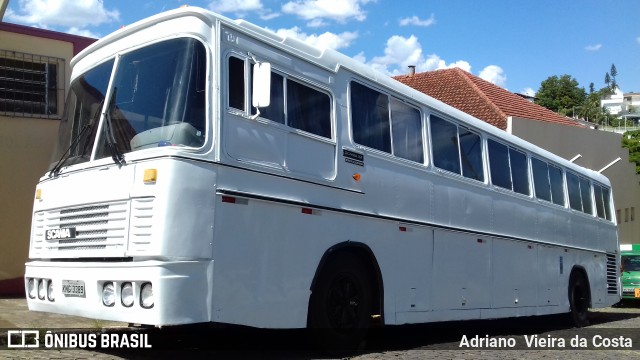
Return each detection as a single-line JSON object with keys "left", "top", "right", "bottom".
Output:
{"left": 94, "top": 309, "right": 640, "bottom": 359}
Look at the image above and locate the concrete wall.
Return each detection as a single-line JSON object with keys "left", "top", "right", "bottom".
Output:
{"left": 0, "top": 26, "right": 94, "bottom": 296}
{"left": 510, "top": 117, "right": 640, "bottom": 245}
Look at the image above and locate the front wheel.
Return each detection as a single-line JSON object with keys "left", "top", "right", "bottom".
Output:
{"left": 308, "top": 252, "right": 373, "bottom": 353}
{"left": 568, "top": 271, "right": 590, "bottom": 327}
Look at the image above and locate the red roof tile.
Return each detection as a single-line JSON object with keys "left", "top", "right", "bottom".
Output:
{"left": 393, "top": 68, "right": 582, "bottom": 130}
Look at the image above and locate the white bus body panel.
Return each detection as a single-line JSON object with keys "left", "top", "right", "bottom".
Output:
{"left": 25, "top": 6, "right": 620, "bottom": 329}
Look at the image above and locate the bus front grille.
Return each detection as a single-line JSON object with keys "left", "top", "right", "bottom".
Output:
{"left": 31, "top": 201, "right": 129, "bottom": 258}
{"left": 606, "top": 253, "right": 618, "bottom": 295}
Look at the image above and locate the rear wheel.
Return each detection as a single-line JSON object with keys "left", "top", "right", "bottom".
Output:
{"left": 568, "top": 271, "right": 590, "bottom": 327}
{"left": 308, "top": 252, "right": 373, "bottom": 353}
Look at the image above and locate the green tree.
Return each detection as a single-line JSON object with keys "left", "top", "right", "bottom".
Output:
{"left": 535, "top": 75, "right": 586, "bottom": 116}
{"left": 610, "top": 63, "right": 618, "bottom": 90}
{"left": 622, "top": 130, "right": 640, "bottom": 173}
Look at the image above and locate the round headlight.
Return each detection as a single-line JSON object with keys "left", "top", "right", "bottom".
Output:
{"left": 47, "top": 279, "right": 55, "bottom": 302}
{"left": 121, "top": 282, "right": 134, "bottom": 307}
{"left": 27, "top": 278, "right": 36, "bottom": 299}
{"left": 102, "top": 282, "right": 115, "bottom": 307}
{"left": 37, "top": 279, "right": 46, "bottom": 300}
{"left": 140, "top": 282, "right": 154, "bottom": 309}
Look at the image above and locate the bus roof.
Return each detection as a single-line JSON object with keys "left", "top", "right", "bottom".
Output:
{"left": 72, "top": 6, "right": 611, "bottom": 187}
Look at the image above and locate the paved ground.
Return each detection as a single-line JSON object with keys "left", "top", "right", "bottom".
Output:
{"left": 1, "top": 298, "right": 640, "bottom": 359}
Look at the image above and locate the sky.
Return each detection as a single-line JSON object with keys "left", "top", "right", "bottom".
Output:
{"left": 4, "top": 0, "right": 640, "bottom": 96}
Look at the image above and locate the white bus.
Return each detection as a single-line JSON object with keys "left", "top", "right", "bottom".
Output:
{"left": 26, "top": 6, "right": 619, "bottom": 349}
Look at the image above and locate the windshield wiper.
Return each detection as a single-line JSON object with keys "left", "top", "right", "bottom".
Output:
{"left": 103, "top": 87, "right": 126, "bottom": 167}
{"left": 49, "top": 123, "right": 92, "bottom": 177}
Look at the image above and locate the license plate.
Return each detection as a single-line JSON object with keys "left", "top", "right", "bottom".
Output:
{"left": 62, "top": 280, "right": 85, "bottom": 297}
{"left": 46, "top": 228, "right": 77, "bottom": 240}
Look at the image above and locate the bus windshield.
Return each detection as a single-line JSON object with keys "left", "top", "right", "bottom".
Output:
{"left": 51, "top": 37, "right": 207, "bottom": 169}
{"left": 622, "top": 255, "right": 640, "bottom": 272}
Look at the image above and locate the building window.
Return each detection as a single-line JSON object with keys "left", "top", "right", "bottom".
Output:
{"left": 0, "top": 50, "right": 65, "bottom": 118}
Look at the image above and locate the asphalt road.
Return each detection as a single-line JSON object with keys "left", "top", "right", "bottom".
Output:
{"left": 2, "top": 298, "right": 640, "bottom": 359}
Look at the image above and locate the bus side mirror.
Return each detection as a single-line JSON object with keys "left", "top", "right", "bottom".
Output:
{"left": 252, "top": 62, "right": 271, "bottom": 108}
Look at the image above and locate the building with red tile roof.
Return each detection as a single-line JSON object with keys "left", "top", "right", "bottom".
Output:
{"left": 394, "top": 67, "right": 581, "bottom": 130}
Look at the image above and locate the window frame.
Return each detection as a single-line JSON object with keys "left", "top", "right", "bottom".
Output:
{"left": 226, "top": 53, "right": 334, "bottom": 141}
{"left": 487, "top": 138, "right": 531, "bottom": 196}
{"left": 349, "top": 80, "right": 426, "bottom": 165}
{"left": 429, "top": 114, "right": 484, "bottom": 182}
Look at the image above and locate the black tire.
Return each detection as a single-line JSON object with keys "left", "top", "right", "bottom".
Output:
{"left": 308, "top": 252, "right": 373, "bottom": 353}
{"left": 568, "top": 271, "right": 590, "bottom": 327}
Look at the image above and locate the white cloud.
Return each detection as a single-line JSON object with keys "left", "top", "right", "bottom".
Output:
{"left": 273, "top": 27, "right": 358, "bottom": 50}
{"left": 66, "top": 27, "right": 101, "bottom": 39}
{"left": 208, "top": 0, "right": 263, "bottom": 13}
{"left": 478, "top": 65, "right": 507, "bottom": 87}
{"left": 307, "top": 18, "right": 329, "bottom": 28}
{"left": 352, "top": 51, "right": 367, "bottom": 64}
{"left": 522, "top": 87, "right": 536, "bottom": 97}
{"left": 281, "top": 0, "right": 371, "bottom": 23}
{"left": 358, "top": 34, "right": 509, "bottom": 87}
{"left": 260, "top": 12, "right": 281, "bottom": 20}
{"left": 363, "top": 35, "right": 471, "bottom": 76}
{"left": 370, "top": 35, "right": 423, "bottom": 73}
{"left": 637, "top": 36, "right": 640, "bottom": 45}
{"left": 208, "top": 0, "right": 279, "bottom": 20}
{"left": 585, "top": 44, "right": 602, "bottom": 51}
{"left": 399, "top": 14, "right": 436, "bottom": 27}
{"left": 6, "top": 0, "right": 119, "bottom": 29}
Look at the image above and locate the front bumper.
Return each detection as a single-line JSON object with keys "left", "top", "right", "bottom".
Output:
{"left": 25, "top": 259, "right": 214, "bottom": 326}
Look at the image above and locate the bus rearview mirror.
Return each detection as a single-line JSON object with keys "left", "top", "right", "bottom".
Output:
{"left": 252, "top": 62, "right": 271, "bottom": 108}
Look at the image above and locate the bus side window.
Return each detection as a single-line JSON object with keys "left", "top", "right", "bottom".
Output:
{"left": 567, "top": 172, "right": 584, "bottom": 212}
{"left": 603, "top": 186, "right": 612, "bottom": 221}
{"left": 509, "top": 148, "right": 530, "bottom": 196}
{"left": 228, "top": 56, "right": 245, "bottom": 110}
{"left": 580, "top": 177, "right": 593, "bottom": 215}
{"left": 594, "top": 184, "right": 613, "bottom": 221}
{"left": 488, "top": 139, "right": 530, "bottom": 195}
{"left": 458, "top": 128, "right": 484, "bottom": 182}
{"left": 390, "top": 98, "right": 423, "bottom": 163}
{"left": 287, "top": 79, "right": 331, "bottom": 138}
{"left": 594, "top": 184, "right": 605, "bottom": 218}
{"left": 488, "top": 139, "right": 512, "bottom": 190}
{"left": 350, "top": 81, "right": 391, "bottom": 153}
{"left": 532, "top": 157, "right": 551, "bottom": 202}
{"left": 430, "top": 115, "right": 460, "bottom": 174}
{"left": 549, "top": 164, "right": 565, "bottom": 206}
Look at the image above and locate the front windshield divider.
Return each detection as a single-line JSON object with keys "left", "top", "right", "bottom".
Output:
{"left": 103, "top": 87, "right": 126, "bottom": 167}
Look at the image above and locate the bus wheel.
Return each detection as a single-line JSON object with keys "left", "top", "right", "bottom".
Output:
{"left": 568, "top": 271, "right": 590, "bottom": 327}
{"left": 308, "top": 252, "right": 373, "bottom": 353}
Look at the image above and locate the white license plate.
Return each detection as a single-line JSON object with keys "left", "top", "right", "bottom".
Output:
{"left": 62, "top": 280, "right": 85, "bottom": 297}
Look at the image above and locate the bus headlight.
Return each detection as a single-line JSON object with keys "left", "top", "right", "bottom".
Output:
{"left": 38, "top": 279, "right": 46, "bottom": 300}
{"left": 121, "top": 282, "right": 134, "bottom": 307}
{"left": 102, "top": 282, "right": 115, "bottom": 307}
{"left": 27, "top": 278, "right": 36, "bottom": 299}
{"left": 140, "top": 282, "right": 154, "bottom": 309}
{"left": 47, "top": 279, "right": 55, "bottom": 302}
